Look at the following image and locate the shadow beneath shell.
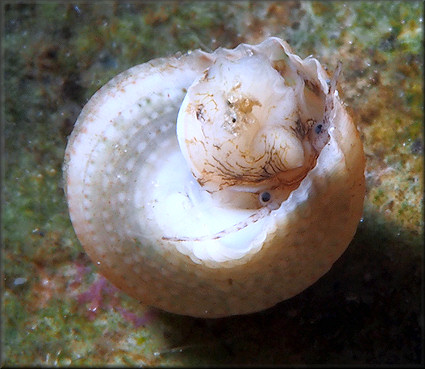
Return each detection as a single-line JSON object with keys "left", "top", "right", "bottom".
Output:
{"left": 153, "top": 208, "right": 423, "bottom": 366}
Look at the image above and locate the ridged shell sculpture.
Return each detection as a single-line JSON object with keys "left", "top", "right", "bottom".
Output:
{"left": 64, "top": 37, "right": 365, "bottom": 318}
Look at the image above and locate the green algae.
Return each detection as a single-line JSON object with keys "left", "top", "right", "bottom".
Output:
{"left": 4, "top": 293, "right": 92, "bottom": 366}
{"left": 2, "top": 1, "right": 423, "bottom": 366}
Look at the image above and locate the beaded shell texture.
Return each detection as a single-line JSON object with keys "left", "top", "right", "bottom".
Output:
{"left": 64, "top": 37, "right": 365, "bottom": 318}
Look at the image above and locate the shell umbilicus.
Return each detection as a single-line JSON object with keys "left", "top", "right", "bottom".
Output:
{"left": 64, "top": 37, "right": 365, "bottom": 318}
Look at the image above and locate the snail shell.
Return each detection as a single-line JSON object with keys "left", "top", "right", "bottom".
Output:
{"left": 64, "top": 37, "right": 365, "bottom": 318}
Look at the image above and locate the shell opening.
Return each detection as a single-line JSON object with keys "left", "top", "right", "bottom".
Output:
{"left": 135, "top": 40, "right": 338, "bottom": 255}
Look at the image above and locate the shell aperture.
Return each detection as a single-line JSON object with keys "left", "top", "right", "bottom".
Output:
{"left": 64, "top": 37, "right": 365, "bottom": 317}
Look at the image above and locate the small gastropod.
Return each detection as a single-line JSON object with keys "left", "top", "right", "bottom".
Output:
{"left": 64, "top": 37, "right": 365, "bottom": 318}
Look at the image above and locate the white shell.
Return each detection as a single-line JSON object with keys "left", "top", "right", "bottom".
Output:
{"left": 64, "top": 37, "right": 365, "bottom": 317}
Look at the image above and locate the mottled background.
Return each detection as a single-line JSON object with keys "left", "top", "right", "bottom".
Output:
{"left": 2, "top": 1, "right": 423, "bottom": 366}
